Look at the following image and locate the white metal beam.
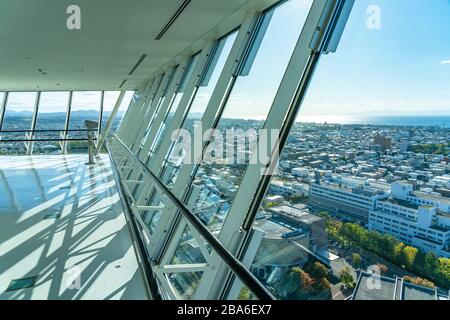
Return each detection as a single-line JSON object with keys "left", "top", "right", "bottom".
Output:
{"left": 95, "top": 91, "right": 126, "bottom": 155}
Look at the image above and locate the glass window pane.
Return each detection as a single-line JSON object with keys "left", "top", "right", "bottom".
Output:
{"left": 34, "top": 92, "right": 70, "bottom": 154}
{"left": 158, "top": 0, "right": 314, "bottom": 300}
{"left": 139, "top": 66, "right": 179, "bottom": 148}
{"left": 102, "top": 91, "right": 134, "bottom": 132}
{"left": 69, "top": 91, "right": 101, "bottom": 130}
{"left": 0, "top": 92, "right": 4, "bottom": 108}
{"left": 0, "top": 92, "right": 37, "bottom": 154}
{"left": 248, "top": 0, "right": 450, "bottom": 301}
{"left": 162, "top": 31, "right": 238, "bottom": 186}
{"left": 68, "top": 91, "right": 101, "bottom": 152}
{"left": 166, "top": 224, "right": 207, "bottom": 299}
{"left": 150, "top": 54, "right": 201, "bottom": 156}
{"left": 188, "top": 0, "right": 313, "bottom": 229}
{"left": 1, "top": 92, "right": 37, "bottom": 131}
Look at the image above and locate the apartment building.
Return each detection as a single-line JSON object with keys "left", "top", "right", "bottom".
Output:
{"left": 369, "top": 182, "right": 450, "bottom": 257}
{"left": 308, "top": 174, "right": 389, "bottom": 223}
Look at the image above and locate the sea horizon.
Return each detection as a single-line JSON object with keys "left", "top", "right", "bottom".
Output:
{"left": 295, "top": 115, "right": 450, "bottom": 127}
{"left": 6, "top": 109, "right": 450, "bottom": 128}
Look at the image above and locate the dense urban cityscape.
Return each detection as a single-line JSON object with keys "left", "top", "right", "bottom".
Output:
{"left": 171, "top": 118, "right": 450, "bottom": 300}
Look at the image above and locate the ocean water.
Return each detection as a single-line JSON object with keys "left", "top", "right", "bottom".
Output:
{"left": 297, "top": 116, "right": 450, "bottom": 127}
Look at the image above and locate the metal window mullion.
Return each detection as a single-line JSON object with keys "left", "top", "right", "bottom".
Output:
{"left": 137, "top": 20, "right": 255, "bottom": 258}
{"left": 136, "top": 58, "right": 190, "bottom": 163}
{"left": 0, "top": 92, "right": 8, "bottom": 131}
{"left": 117, "top": 84, "right": 148, "bottom": 138}
{"left": 145, "top": 41, "right": 215, "bottom": 176}
{"left": 121, "top": 75, "right": 168, "bottom": 185}
{"left": 132, "top": 72, "right": 170, "bottom": 149}
{"left": 116, "top": 90, "right": 135, "bottom": 132}
{"left": 134, "top": 32, "right": 238, "bottom": 257}
{"left": 95, "top": 91, "right": 126, "bottom": 155}
{"left": 107, "top": 132, "right": 275, "bottom": 300}
{"left": 131, "top": 43, "right": 216, "bottom": 231}
{"left": 62, "top": 91, "right": 73, "bottom": 154}
{"left": 152, "top": 10, "right": 262, "bottom": 299}
{"left": 167, "top": 10, "right": 259, "bottom": 199}
{"left": 123, "top": 77, "right": 160, "bottom": 145}
{"left": 131, "top": 70, "right": 174, "bottom": 153}
{"left": 98, "top": 91, "right": 105, "bottom": 135}
{"left": 150, "top": 11, "right": 260, "bottom": 267}
{"left": 119, "top": 88, "right": 141, "bottom": 129}
{"left": 121, "top": 85, "right": 151, "bottom": 142}
{"left": 123, "top": 81, "right": 155, "bottom": 142}
{"left": 219, "top": 0, "right": 346, "bottom": 246}
{"left": 210, "top": 0, "right": 350, "bottom": 299}
{"left": 126, "top": 74, "right": 164, "bottom": 147}
{"left": 127, "top": 60, "right": 190, "bottom": 190}
{"left": 26, "top": 92, "right": 41, "bottom": 155}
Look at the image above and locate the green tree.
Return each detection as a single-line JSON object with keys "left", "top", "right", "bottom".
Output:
{"left": 423, "top": 251, "right": 439, "bottom": 275}
{"left": 324, "top": 216, "right": 450, "bottom": 289}
{"left": 351, "top": 253, "right": 362, "bottom": 268}
{"left": 340, "top": 267, "right": 355, "bottom": 289}
{"left": 401, "top": 246, "right": 418, "bottom": 269}
{"left": 319, "top": 277, "right": 331, "bottom": 291}
{"left": 318, "top": 211, "right": 331, "bottom": 219}
{"left": 293, "top": 267, "right": 315, "bottom": 293}
{"left": 437, "top": 258, "right": 450, "bottom": 288}
{"left": 393, "top": 242, "right": 406, "bottom": 266}
{"left": 310, "top": 262, "right": 329, "bottom": 280}
{"left": 377, "top": 234, "right": 397, "bottom": 257}
{"left": 238, "top": 287, "right": 254, "bottom": 300}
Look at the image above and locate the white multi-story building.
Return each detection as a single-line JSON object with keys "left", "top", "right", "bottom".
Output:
{"left": 291, "top": 167, "right": 310, "bottom": 178}
{"left": 368, "top": 182, "right": 450, "bottom": 258}
{"left": 269, "top": 180, "right": 308, "bottom": 197}
{"left": 308, "top": 174, "right": 390, "bottom": 222}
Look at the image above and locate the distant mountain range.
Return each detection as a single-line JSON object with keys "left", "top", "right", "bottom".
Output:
{"left": 5, "top": 109, "right": 125, "bottom": 118}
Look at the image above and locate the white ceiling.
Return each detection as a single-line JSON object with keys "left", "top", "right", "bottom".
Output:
{"left": 0, "top": 0, "right": 253, "bottom": 91}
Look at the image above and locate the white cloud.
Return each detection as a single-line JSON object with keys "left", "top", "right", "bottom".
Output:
{"left": 441, "top": 60, "right": 450, "bottom": 64}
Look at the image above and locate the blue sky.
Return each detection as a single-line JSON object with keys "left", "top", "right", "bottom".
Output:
{"left": 301, "top": 0, "right": 450, "bottom": 118}
{"left": 1, "top": 91, "right": 133, "bottom": 113}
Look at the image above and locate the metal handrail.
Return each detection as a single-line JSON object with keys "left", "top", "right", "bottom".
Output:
{"left": 106, "top": 142, "right": 163, "bottom": 300}
{"left": 0, "top": 129, "right": 95, "bottom": 133}
{"left": 0, "top": 138, "right": 96, "bottom": 143}
{"left": 107, "top": 132, "right": 276, "bottom": 300}
{"left": 0, "top": 128, "right": 98, "bottom": 143}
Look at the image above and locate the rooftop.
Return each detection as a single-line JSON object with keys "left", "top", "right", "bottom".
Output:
{"left": 382, "top": 197, "right": 420, "bottom": 210}
{"left": 413, "top": 191, "right": 450, "bottom": 205}
{"left": 267, "top": 205, "right": 323, "bottom": 224}
{"left": 352, "top": 272, "right": 448, "bottom": 301}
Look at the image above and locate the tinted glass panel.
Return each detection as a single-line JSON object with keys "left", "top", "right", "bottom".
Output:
{"left": 102, "top": 91, "right": 134, "bottom": 132}
{"left": 188, "top": 0, "right": 313, "bottom": 231}
{"left": 162, "top": 31, "right": 238, "bottom": 187}
{"left": 68, "top": 91, "right": 101, "bottom": 152}
{"left": 34, "top": 92, "right": 70, "bottom": 154}
{"left": 0, "top": 92, "right": 37, "bottom": 154}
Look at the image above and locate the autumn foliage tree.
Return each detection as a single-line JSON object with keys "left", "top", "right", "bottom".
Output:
{"left": 322, "top": 213, "right": 450, "bottom": 289}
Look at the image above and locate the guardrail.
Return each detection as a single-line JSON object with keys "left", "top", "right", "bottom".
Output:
{"left": 106, "top": 132, "right": 275, "bottom": 300}
{"left": 0, "top": 129, "right": 97, "bottom": 143}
